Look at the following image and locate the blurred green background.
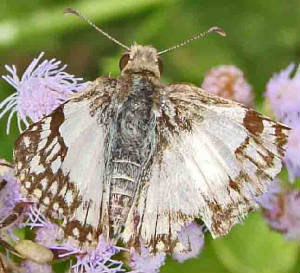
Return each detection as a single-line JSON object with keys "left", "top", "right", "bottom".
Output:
{"left": 0, "top": 0, "right": 299, "bottom": 272}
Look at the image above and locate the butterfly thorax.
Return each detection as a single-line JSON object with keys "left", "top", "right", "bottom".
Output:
{"left": 105, "top": 75, "right": 156, "bottom": 238}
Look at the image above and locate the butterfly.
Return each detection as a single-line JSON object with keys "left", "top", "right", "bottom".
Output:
{"left": 13, "top": 9, "right": 289, "bottom": 254}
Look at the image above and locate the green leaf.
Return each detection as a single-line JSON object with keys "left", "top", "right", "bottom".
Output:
{"left": 212, "top": 212, "right": 299, "bottom": 273}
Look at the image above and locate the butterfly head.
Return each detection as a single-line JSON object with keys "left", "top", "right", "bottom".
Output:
{"left": 119, "top": 44, "right": 163, "bottom": 78}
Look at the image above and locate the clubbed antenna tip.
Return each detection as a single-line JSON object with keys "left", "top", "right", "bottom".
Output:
{"left": 158, "top": 26, "right": 227, "bottom": 55}
{"left": 63, "top": 8, "right": 78, "bottom": 15}
{"left": 210, "top": 26, "right": 227, "bottom": 37}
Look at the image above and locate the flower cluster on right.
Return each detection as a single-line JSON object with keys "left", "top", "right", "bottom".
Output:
{"left": 202, "top": 64, "right": 300, "bottom": 240}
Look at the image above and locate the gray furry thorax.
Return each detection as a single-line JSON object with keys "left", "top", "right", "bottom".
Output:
{"left": 111, "top": 75, "right": 156, "bottom": 165}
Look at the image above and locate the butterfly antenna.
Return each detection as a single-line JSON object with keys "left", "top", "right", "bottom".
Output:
{"left": 158, "top": 26, "right": 226, "bottom": 55}
{"left": 64, "top": 8, "right": 130, "bottom": 50}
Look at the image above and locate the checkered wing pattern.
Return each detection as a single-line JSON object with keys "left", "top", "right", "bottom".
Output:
{"left": 14, "top": 78, "right": 115, "bottom": 247}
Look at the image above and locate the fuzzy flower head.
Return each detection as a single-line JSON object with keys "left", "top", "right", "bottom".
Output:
{"left": 201, "top": 65, "right": 253, "bottom": 106}
{"left": 265, "top": 63, "right": 300, "bottom": 124}
{"left": 284, "top": 122, "right": 300, "bottom": 182}
{"left": 130, "top": 244, "right": 166, "bottom": 273}
{"left": 1, "top": 52, "right": 88, "bottom": 133}
{"left": 172, "top": 222, "right": 205, "bottom": 263}
{"left": 35, "top": 222, "right": 64, "bottom": 247}
{"left": 0, "top": 159, "right": 22, "bottom": 222}
{"left": 258, "top": 181, "right": 300, "bottom": 240}
{"left": 70, "top": 235, "right": 124, "bottom": 273}
{"left": 256, "top": 179, "right": 281, "bottom": 210}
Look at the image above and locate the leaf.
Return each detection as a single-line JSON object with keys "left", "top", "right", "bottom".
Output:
{"left": 212, "top": 212, "right": 299, "bottom": 273}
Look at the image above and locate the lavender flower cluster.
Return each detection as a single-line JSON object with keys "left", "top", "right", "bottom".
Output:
{"left": 0, "top": 54, "right": 205, "bottom": 273}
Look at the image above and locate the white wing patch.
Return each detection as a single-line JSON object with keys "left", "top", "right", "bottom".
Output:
{"left": 59, "top": 100, "right": 106, "bottom": 228}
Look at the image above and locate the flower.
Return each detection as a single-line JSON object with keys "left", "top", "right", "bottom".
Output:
{"left": 22, "top": 260, "right": 52, "bottom": 273}
{"left": 70, "top": 235, "right": 125, "bottom": 273}
{"left": 172, "top": 222, "right": 205, "bottom": 263}
{"left": 264, "top": 63, "right": 300, "bottom": 182}
{"left": 201, "top": 65, "right": 253, "bottom": 106}
{"left": 35, "top": 222, "right": 64, "bottom": 247}
{"left": 0, "top": 159, "right": 22, "bottom": 223}
{"left": 257, "top": 181, "right": 300, "bottom": 240}
{"left": 283, "top": 122, "right": 300, "bottom": 182}
{"left": 130, "top": 245, "right": 166, "bottom": 273}
{"left": 1, "top": 52, "right": 88, "bottom": 133}
{"left": 23, "top": 204, "right": 52, "bottom": 229}
{"left": 256, "top": 179, "right": 281, "bottom": 210}
{"left": 265, "top": 63, "right": 300, "bottom": 124}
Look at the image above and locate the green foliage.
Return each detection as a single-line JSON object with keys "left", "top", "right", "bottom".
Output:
{"left": 0, "top": 0, "right": 299, "bottom": 272}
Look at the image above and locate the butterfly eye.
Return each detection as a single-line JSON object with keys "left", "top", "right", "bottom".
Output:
{"left": 119, "top": 54, "right": 130, "bottom": 71}
{"left": 157, "top": 56, "right": 163, "bottom": 74}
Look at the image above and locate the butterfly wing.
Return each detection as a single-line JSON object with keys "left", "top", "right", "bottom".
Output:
{"left": 14, "top": 77, "right": 116, "bottom": 247}
{"left": 123, "top": 83, "right": 289, "bottom": 253}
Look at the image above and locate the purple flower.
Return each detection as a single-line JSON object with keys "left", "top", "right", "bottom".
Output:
{"left": 23, "top": 204, "right": 52, "bottom": 229}
{"left": 201, "top": 65, "right": 254, "bottom": 106}
{"left": 35, "top": 222, "right": 64, "bottom": 247}
{"left": 0, "top": 160, "right": 22, "bottom": 222}
{"left": 265, "top": 63, "right": 300, "bottom": 124}
{"left": 70, "top": 235, "right": 125, "bottom": 273}
{"left": 257, "top": 181, "right": 300, "bottom": 240}
{"left": 130, "top": 244, "right": 166, "bottom": 273}
{"left": 256, "top": 179, "right": 281, "bottom": 210}
{"left": 172, "top": 222, "right": 205, "bottom": 263}
{"left": 264, "top": 63, "right": 300, "bottom": 182}
{"left": 284, "top": 122, "right": 300, "bottom": 182}
{"left": 22, "top": 260, "right": 52, "bottom": 273}
{"left": 1, "top": 52, "right": 88, "bottom": 133}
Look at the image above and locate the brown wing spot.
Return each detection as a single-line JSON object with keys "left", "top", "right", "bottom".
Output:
{"left": 274, "top": 123, "right": 289, "bottom": 149}
{"left": 229, "top": 178, "right": 240, "bottom": 192}
{"left": 243, "top": 110, "right": 264, "bottom": 135}
{"left": 64, "top": 220, "right": 96, "bottom": 246}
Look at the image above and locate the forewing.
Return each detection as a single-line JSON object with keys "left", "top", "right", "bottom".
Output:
{"left": 14, "top": 77, "right": 116, "bottom": 247}
{"left": 124, "top": 83, "right": 289, "bottom": 253}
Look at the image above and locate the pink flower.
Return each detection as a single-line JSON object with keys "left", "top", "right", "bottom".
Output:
{"left": 1, "top": 52, "right": 88, "bottom": 133}
{"left": 172, "top": 222, "right": 205, "bottom": 263}
{"left": 265, "top": 63, "right": 300, "bottom": 124}
{"left": 201, "top": 65, "right": 253, "bottom": 106}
